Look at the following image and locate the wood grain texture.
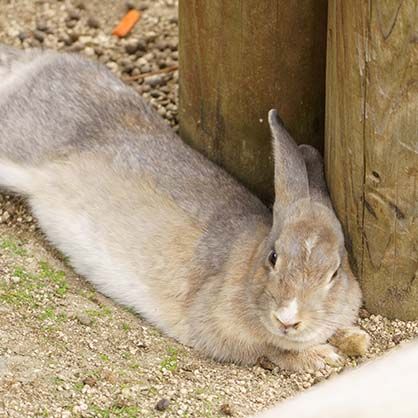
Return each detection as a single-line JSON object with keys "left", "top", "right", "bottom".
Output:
{"left": 179, "top": 0, "right": 327, "bottom": 204}
{"left": 326, "top": 0, "right": 418, "bottom": 319}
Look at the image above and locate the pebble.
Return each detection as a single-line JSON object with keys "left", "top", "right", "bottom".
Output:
{"left": 155, "top": 398, "right": 170, "bottom": 411}
{"left": 76, "top": 313, "right": 92, "bottom": 326}
{"left": 36, "top": 20, "right": 49, "bottom": 32}
{"left": 83, "top": 47, "right": 96, "bottom": 57}
{"left": 17, "top": 31, "right": 30, "bottom": 42}
{"left": 87, "top": 16, "right": 100, "bottom": 29}
{"left": 69, "top": 32, "right": 80, "bottom": 43}
{"left": 144, "top": 74, "right": 163, "bottom": 87}
{"left": 256, "top": 356, "right": 275, "bottom": 371}
{"left": 65, "top": 20, "right": 77, "bottom": 29}
{"left": 67, "top": 9, "right": 81, "bottom": 20}
{"left": 125, "top": 39, "right": 147, "bottom": 55}
{"left": 220, "top": 403, "right": 234, "bottom": 416}
{"left": 75, "top": 1, "right": 86, "bottom": 10}
{"left": 125, "top": 0, "right": 138, "bottom": 10}
{"left": 106, "top": 61, "right": 119, "bottom": 72}
{"left": 0, "top": 211, "right": 10, "bottom": 223}
{"left": 33, "top": 30, "right": 46, "bottom": 42}
{"left": 82, "top": 376, "right": 97, "bottom": 387}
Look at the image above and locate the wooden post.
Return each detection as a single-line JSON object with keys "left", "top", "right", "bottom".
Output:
{"left": 326, "top": 1, "right": 418, "bottom": 319}
{"left": 179, "top": 1, "right": 328, "bottom": 204}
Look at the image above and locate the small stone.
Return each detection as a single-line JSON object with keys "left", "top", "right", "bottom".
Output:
{"left": 125, "top": 42, "right": 139, "bottom": 55}
{"left": 144, "top": 75, "right": 163, "bottom": 87}
{"left": 125, "top": 39, "right": 147, "bottom": 55}
{"left": 36, "top": 20, "right": 48, "bottom": 32}
{"left": 93, "top": 47, "right": 103, "bottom": 57}
{"left": 87, "top": 17, "right": 100, "bottom": 29}
{"left": 58, "top": 35, "right": 72, "bottom": 46}
{"left": 76, "top": 313, "right": 92, "bottom": 326}
{"left": 83, "top": 47, "right": 96, "bottom": 57}
{"left": 102, "top": 370, "right": 117, "bottom": 384}
{"left": 144, "top": 32, "right": 157, "bottom": 43}
{"left": 17, "top": 31, "right": 30, "bottom": 42}
{"left": 75, "top": 1, "right": 86, "bottom": 9}
{"left": 139, "top": 84, "right": 151, "bottom": 93}
{"left": 78, "top": 35, "right": 93, "bottom": 44}
{"left": 157, "top": 107, "right": 167, "bottom": 117}
{"left": 313, "top": 375, "right": 325, "bottom": 384}
{"left": 67, "top": 43, "right": 83, "bottom": 53}
{"left": 66, "top": 20, "right": 77, "bottom": 29}
{"left": 140, "top": 63, "right": 151, "bottom": 73}
{"left": 119, "top": 60, "right": 134, "bottom": 74}
{"left": 1, "top": 211, "right": 10, "bottom": 223}
{"left": 67, "top": 9, "right": 81, "bottom": 20}
{"left": 82, "top": 376, "right": 97, "bottom": 387}
{"left": 33, "top": 30, "right": 45, "bottom": 43}
{"left": 169, "top": 16, "right": 178, "bottom": 24}
{"left": 256, "top": 356, "right": 275, "bottom": 371}
{"left": 69, "top": 32, "right": 80, "bottom": 43}
{"left": 150, "top": 90, "right": 161, "bottom": 98}
{"left": 106, "top": 61, "right": 119, "bottom": 72}
{"left": 392, "top": 333, "right": 403, "bottom": 345}
{"left": 220, "top": 403, "right": 234, "bottom": 416}
{"left": 125, "top": 1, "right": 137, "bottom": 10}
{"left": 155, "top": 398, "right": 170, "bottom": 411}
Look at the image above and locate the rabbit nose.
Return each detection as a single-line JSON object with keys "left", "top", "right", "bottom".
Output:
{"left": 274, "top": 299, "right": 301, "bottom": 330}
{"left": 277, "top": 318, "right": 302, "bottom": 330}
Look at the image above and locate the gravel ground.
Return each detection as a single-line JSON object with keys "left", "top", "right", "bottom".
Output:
{"left": 0, "top": 1, "right": 417, "bottom": 417}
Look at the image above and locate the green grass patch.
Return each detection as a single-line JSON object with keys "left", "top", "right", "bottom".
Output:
{"left": 85, "top": 306, "right": 112, "bottom": 320}
{"left": 0, "top": 261, "right": 69, "bottom": 308}
{"left": 99, "top": 353, "right": 110, "bottom": 362}
{"left": 39, "top": 307, "right": 67, "bottom": 323}
{"left": 0, "top": 266, "right": 39, "bottom": 307}
{"left": 38, "top": 261, "right": 68, "bottom": 297}
{"left": 160, "top": 347, "right": 178, "bottom": 372}
{"left": 73, "top": 382, "right": 84, "bottom": 392}
{"left": 0, "top": 237, "right": 28, "bottom": 256}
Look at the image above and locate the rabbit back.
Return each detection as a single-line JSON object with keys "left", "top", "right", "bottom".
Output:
{"left": 0, "top": 46, "right": 267, "bottom": 221}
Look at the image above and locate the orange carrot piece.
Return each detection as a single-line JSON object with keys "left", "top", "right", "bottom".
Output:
{"left": 112, "top": 10, "right": 141, "bottom": 38}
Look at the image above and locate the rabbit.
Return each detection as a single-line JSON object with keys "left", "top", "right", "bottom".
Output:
{"left": 0, "top": 45, "right": 368, "bottom": 371}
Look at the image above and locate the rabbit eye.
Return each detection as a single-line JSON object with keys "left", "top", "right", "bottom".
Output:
{"left": 268, "top": 250, "right": 277, "bottom": 267}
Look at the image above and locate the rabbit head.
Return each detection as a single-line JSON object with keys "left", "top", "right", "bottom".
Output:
{"left": 249, "top": 110, "right": 361, "bottom": 351}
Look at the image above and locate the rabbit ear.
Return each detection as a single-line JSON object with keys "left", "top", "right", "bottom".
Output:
{"left": 298, "top": 144, "right": 333, "bottom": 208}
{"left": 268, "top": 109, "right": 309, "bottom": 217}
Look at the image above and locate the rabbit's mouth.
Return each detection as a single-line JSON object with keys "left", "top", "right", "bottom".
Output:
{"left": 263, "top": 316, "right": 327, "bottom": 349}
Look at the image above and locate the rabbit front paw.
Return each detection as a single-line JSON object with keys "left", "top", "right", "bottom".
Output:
{"left": 269, "top": 343, "right": 343, "bottom": 372}
{"left": 329, "top": 326, "right": 370, "bottom": 357}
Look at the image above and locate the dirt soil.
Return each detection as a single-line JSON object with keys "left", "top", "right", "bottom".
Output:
{"left": 0, "top": 1, "right": 417, "bottom": 417}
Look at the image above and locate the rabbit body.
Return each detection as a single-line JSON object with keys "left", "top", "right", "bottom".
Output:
{"left": 0, "top": 46, "right": 365, "bottom": 370}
